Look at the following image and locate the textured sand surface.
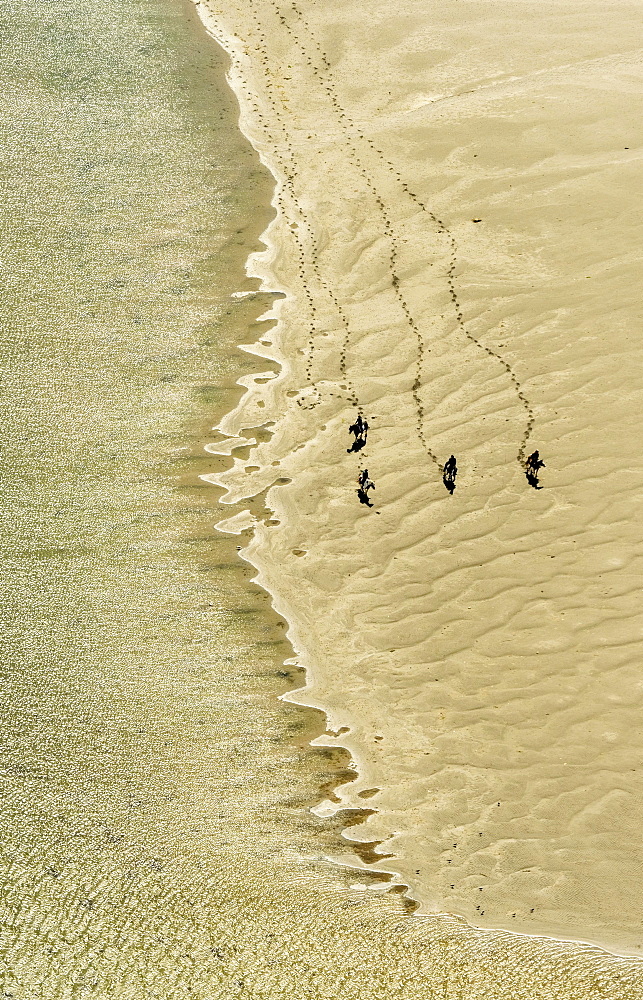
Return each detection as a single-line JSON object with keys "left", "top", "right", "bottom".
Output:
{"left": 199, "top": 0, "right": 643, "bottom": 957}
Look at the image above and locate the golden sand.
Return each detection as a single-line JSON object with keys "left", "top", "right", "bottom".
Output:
{"left": 199, "top": 0, "right": 643, "bottom": 959}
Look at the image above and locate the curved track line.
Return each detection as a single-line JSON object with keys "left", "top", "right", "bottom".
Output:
{"left": 268, "top": 0, "right": 444, "bottom": 475}
{"left": 228, "top": 34, "right": 377, "bottom": 503}
{"left": 252, "top": 29, "right": 362, "bottom": 412}
{"left": 250, "top": 28, "right": 378, "bottom": 503}
{"left": 287, "top": 0, "right": 541, "bottom": 485}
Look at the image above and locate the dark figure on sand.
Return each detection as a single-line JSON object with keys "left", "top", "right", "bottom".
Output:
{"left": 347, "top": 413, "right": 368, "bottom": 453}
{"left": 525, "top": 450, "right": 545, "bottom": 489}
{"left": 442, "top": 455, "right": 457, "bottom": 494}
{"left": 357, "top": 468, "right": 375, "bottom": 507}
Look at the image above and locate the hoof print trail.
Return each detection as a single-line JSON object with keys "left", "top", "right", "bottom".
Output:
{"left": 524, "top": 450, "right": 545, "bottom": 489}
{"left": 262, "top": 3, "right": 541, "bottom": 498}
{"left": 347, "top": 412, "right": 368, "bottom": 453}
{"left": 248, "top": 26, "right": 361, "bottom": 412}
{"left": 277, "top": 2, "right": 541, "bottom": 486}
{"left": 357, "top": 468, "right": 375, "bottom": 507}
{"left": 272, "top": 2, "right": 443, "bottom": 476}
{"left": 442, "top": 455, "right": 457, "bottom": 494}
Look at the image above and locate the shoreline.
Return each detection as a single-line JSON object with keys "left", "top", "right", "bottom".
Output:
{"left": 7, "top": 0, "right": 643, "bottom": 992}
{"left": 191, "top": 0, "right": 418, "bottom": 901}
{"left": 192, "top": 0, "right": 643, "bottom": 969}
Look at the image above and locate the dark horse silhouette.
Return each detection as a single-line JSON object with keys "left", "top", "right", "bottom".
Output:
{"left": 347, "top": 413, "right": 368, "bottom": 453}
{"left": 357, "top": 468, "right": 375, "bottom": 507}
{"left": 525, "top": 450, "right": 545, "bottom": 489}
{"left": 442, "top": 455, "right": 457, "bottom": 494}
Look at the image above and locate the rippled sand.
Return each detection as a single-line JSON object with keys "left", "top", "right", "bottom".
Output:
{"left": 201, "top": 0, "right": 643, "bottom": 960}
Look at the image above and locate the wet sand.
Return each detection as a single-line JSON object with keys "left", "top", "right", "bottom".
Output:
{"left": 198, "top": 0, "right": 643, "bottom": 962}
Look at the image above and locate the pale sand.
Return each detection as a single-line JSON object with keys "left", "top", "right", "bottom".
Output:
{"left": 197, "top": 0, "right": 643, "bottom": 959}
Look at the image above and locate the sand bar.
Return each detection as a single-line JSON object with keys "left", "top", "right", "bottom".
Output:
{"left": 198, "top": 0, "right": 643, "bottom": 959}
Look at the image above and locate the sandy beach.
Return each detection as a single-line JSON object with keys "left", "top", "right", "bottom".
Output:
{"left": 199, "top": 0, "right": 643, "bottom": 965}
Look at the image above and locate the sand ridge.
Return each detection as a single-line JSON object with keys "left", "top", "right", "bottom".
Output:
{"left": 197, "top": 0, "right": 643, "bottom": 961}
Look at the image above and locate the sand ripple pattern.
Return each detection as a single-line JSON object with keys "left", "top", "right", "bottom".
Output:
{"left": 202, "top": 0, "right": 643, "bottom": 967}
{"left": 293, "top": 0, "right": 537, "bottom": 468}
{"left": 285, "top": 0, "right": 539, "bottom": 484}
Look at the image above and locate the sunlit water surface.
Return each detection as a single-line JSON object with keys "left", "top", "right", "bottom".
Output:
{"left": 1, "top": 0, "right": 642, "bottom": 996}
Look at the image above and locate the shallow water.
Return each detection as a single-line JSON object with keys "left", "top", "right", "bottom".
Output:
{"left": 1, "top": 0, "right": 643, "bottom": 995}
